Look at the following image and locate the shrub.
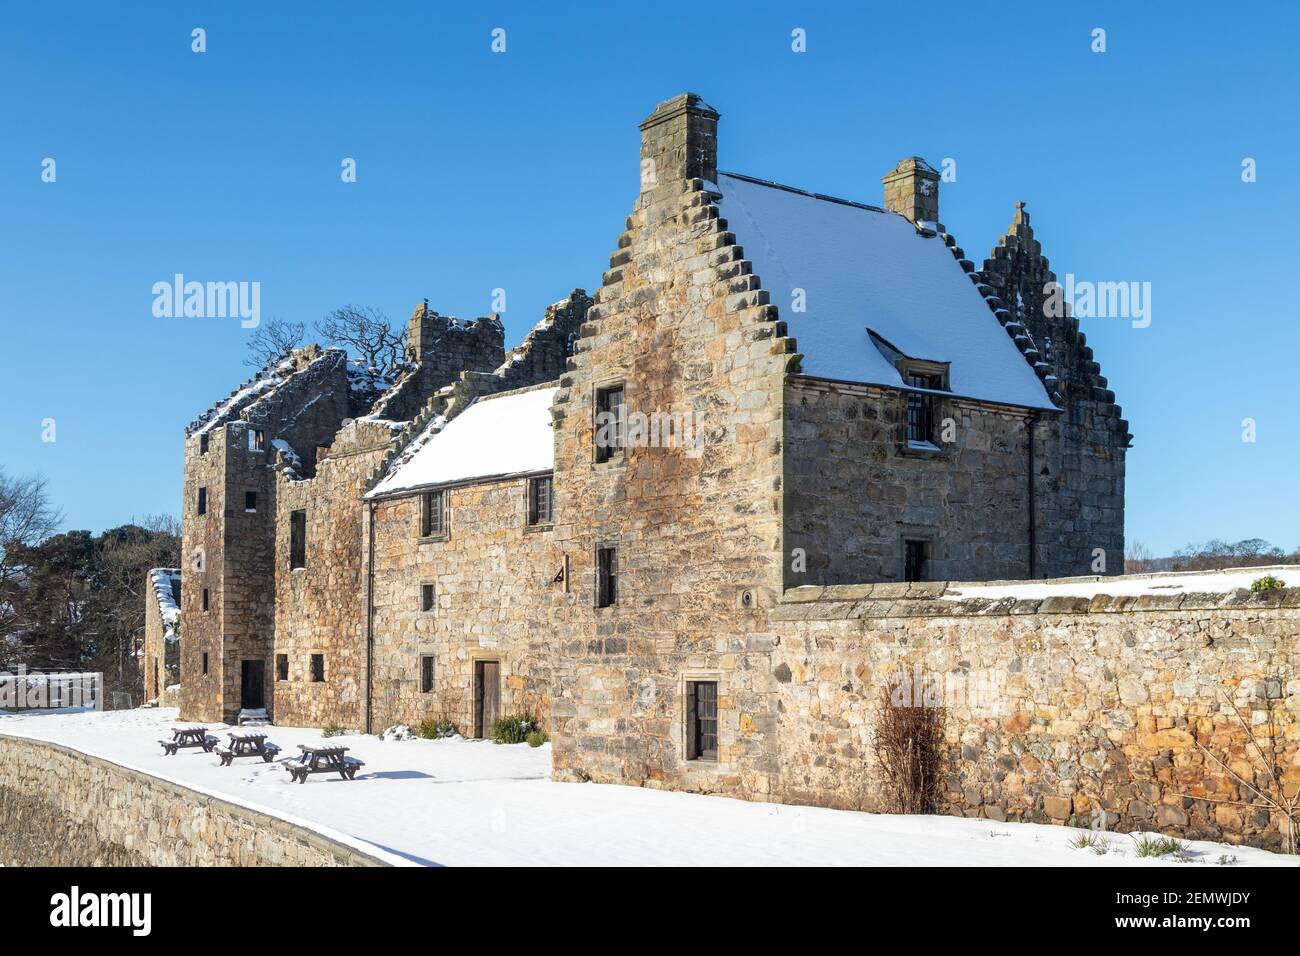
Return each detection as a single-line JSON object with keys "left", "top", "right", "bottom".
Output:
{"left": 321, "top": 722, "right": 346, "bottom": 738}
{"left": 418, "top": 717, "right": 459, "bottom": 740}
{"left": 1069, "top": 832, "right": 1111, "bottom": 854}
{"left": 1251, "top": 575, "right": 1285, "bottom": 592}
{"left": 490, "top": 713, "right": 538, "bottom": 744}
{"left": 380, "top": 723, "right": 416, "bottom": 742}
{"left": 870, "top": 671, "right": 946, "bottom": 815}
{"left": 1131, "top": 834, "right": 1186, "bottom": 858}
{"left": 526, "top": 730, "right": 547, "bottom": 748}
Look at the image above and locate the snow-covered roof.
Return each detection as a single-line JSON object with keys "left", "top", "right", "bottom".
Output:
{"left": 717, "top": 173, "right": 1056, "bottom": 410}
{"left": 367, "top": 386, "right": 558, "bottom": 498}
{"left": 149, "top": 568, "right": 182, "bottom": 643}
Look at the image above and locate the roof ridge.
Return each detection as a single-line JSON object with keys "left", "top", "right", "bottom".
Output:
{"left": 718, "top": 170, "right": 887, "bottom": 214}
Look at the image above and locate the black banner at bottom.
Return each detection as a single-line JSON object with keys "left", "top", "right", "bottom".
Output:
{"left": 0, "top": 864, "right": 1286, "bottom": 941}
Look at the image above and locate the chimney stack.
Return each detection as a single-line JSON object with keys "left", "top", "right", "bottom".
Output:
{"left": 881, "top": 157, "right": 939, "bottom": 224}
{"left": 638, "top": 93, "right": 720, "bottom": 195}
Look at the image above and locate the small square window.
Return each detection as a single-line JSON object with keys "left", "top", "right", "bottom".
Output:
{"left": 528, "top": 475, "right": 553, "bottom": 526}
{"left": 596, "top": 545, "right": 618, "bottom": 608}
{"left": 245, "top": 491, "right": 257, "bottom": 512}
{"left": 276, "top": 654, "right": 288, "bottom": 682}
{"left": 904, "top": 539, "right": 930, "bottom": 582}
{"left": 290, "top": 510, "right": 307, "bottom": 569}
{"left": 420, "top": 655, "right": 435, "bottom": 694}
{"left": 202, "top": 588, "right": 209, "bottom": 612}
{"left": 310, "top": 653, "right": 325, "bottom": 682}
{"left": 594, "top": 385, "right": 625, "bottom": 463}
{"left": 201, "top": 652, "right": 209, "bottom": 676}
{"left": 686, "top": 680, "right": 718, "bottom": 761}
{"left": 248, "top": 428, "right": 265, "bottom": 452}
{"left": 420, "top": 490, "right": 447, "bottom": 538}
{"left": 199, "top": 433, "right": 209, "bottom": 455}
{"left": 420, "top": 583, "right": 435, "bottom": 613}
{"left": 197, "top": 487, "right": 207, "bottom": 516}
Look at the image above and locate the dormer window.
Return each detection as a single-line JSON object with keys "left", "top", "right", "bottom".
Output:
{"left": 905, "top": 370, "right": 944, "bottom": 445}
{"left": 869, "top": 332, "right": 951, "bottom": 450}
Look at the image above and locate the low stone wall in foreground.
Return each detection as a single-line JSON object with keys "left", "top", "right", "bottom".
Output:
{"left": 771, "top": 584, "right": 1300, "bottom": 851}
{"left": 0, "top": 735, "right": 390, "bottom": 866}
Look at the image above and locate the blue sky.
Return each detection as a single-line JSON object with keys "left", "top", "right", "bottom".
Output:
{"left": 1, "top": 2, "right": 1297, "bottom": 556}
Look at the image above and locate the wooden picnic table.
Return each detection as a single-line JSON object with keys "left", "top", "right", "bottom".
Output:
{"left": 158, "top": 725, "right": 217, "bottom": 756}
{"left": 216, "top": 730, "right": 282, "bottom": 766}
{"left": 286, "top": 743, "right": 364, "bottom": 783}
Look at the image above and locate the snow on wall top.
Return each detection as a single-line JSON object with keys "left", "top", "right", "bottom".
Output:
{"left": 367, "top": 386, "right": 558, "bottom": 498}
{"left": 187, "top": 356, "right": 297, "bottom": 436}
{"left": 148, "top": 568, "right": 182, "bottom": 643}
{"left": 942, "top": 566, "right": 1300, "bottom": 601}
{"left": 717, "top": 173, "right": 1056, "bottom": 410}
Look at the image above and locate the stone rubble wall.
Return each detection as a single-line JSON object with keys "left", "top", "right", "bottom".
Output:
{"left": 0, "top": 735, "right": 389, "bottom": 866}
{"left": 768, "top": 586, "right": 1300, "bottom": 850}
{"left": 493, "top": 290, "right": 591, "bottom": 390}
{"left": 368, "top": 448, "right": 567, "bottom": 735}
{"left": 549, "top": 94, "right": 791, "bottom": 796}
{"left": 977, "top": 207, "right": 1129, "bottom": 578}
{"left": 143, "top": 571, "right": 179, "bottom": 703}
{"left": 784, "top": 377, "right": 1035, "bottom": 585}
{"left": 181, "top": 348, "right": 356, "bottom": 724}
{"left": 271, "top": 419, "right": 398, "bottom": 730}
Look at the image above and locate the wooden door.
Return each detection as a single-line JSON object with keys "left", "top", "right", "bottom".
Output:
{"left": 474, "top": 660, "right": 500, "bottom": 738}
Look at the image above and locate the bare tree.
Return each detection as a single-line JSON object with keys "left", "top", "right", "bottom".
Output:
{"left": 243, "top": 318, "right": 306, "bottom": 368}
{"left": 131, "top": 513, "right": 182, "bottom": 538}
{"left": 0, "top": 468, "right": 61, "bottom": 593}
{"left": 315, "top": 305, "right": 406, "bottom": 382}
{"left": 1124, "top": 539, "right": 1154, "bottom": 574}
{"left": 1181, "top": 687, "right": 1298, "bottom": 855}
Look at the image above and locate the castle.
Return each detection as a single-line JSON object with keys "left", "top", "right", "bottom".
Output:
{"left": 161, "top": 93, "right": 1145, "bottom": 816}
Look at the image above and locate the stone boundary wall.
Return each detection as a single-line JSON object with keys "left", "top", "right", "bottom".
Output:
{"left": 0, "top": 735, "right": 392, "bottom": 866}
{"left": 769, "top": 585, "right": 1300, "bottom": 850}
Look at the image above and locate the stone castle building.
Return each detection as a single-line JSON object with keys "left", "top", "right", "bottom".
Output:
{"left": 167, "top": 93, "right": 1175, "bottom": 831}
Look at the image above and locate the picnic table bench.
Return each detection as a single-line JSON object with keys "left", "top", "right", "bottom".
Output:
{"left": 158, "top": 725, "right": 218, "bottom": 756}
{"left": 215, "top": 730, "right": 282, "bottom": 766}
{"left": 286, "top": 743, "right": 364, "bottom": 783}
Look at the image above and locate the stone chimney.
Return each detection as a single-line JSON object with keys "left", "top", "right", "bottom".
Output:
{"left": 881, "top": 157, "right": 940, "bottom": 224}
{"left": 638, "top": 92, "right": 720, "bottom": 194}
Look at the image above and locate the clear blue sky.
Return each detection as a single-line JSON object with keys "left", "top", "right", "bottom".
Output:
{"left": 2, "top": 2, "right": 1297, "bottom": 556}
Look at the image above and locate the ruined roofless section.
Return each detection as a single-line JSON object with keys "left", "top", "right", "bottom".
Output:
{"left": 178, "top": 290, "right": 590, "bottom": 725}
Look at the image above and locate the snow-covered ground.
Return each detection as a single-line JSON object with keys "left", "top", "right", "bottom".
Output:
{"left": 944, "top": 565, "right": 1300, "bottom": 601}
{"left": 0, "top": 707, "right": 1291, "bottom": 867}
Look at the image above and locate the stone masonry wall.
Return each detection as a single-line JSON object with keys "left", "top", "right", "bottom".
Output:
{"left": 179, "top": 422, "right": 229, "bottom": 722}
{"left": 142, "top": 572, "right": 179, "bottom": 703}
{"left": 271, "top": 419, "right": 397, "bottom": 729}
{"left": 0, "top": 735, "right": 389, "bottom": 866}
{"left": 181, "top": 348, "right": 354, "bottom": 723}
{"left": 768, "top": 585, "right": 1300, "bottom": 850}
{"left": 368, "top": 453, "right": 567, "bottom": 735}
{"left": 977, "top": 206, "right": 1129, "bottom": 578}
{"left": 784, "top": 377, "right": 1034, "bottom": 586}
{"left": 493, "top": 291, "right": 591, "bottom": 390}
{"left": 549, "top": 94, "right": 792, "bottom": 797}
